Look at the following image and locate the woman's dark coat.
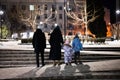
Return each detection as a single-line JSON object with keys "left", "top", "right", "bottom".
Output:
{"left": 32, "top": 29, "right": 46, "bottom": 53}
{"left": 49, "top": 26, "right": 64, "bottom": 60}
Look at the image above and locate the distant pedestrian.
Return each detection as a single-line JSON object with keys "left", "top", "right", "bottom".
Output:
{"left": 32, "top": 26, "right": 46, "bottom": 67}
{"left": 72, "top": 34, "right": 83, "bottom": 64}
{"left": 49, "top": 25, "right": 64, "bottom": 66}
{"left": 63, "top": 39, "right": 73, "bottom": 65}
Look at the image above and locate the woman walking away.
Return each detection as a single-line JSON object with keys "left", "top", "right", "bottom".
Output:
{"left": 72, "top": 34, "right": 83, "bottom": 65}
{"left": 63, "top": 39, "right": 73, "bottom": 65}
{"left": 49, "top": 25, "right": 64, "bottom": 66}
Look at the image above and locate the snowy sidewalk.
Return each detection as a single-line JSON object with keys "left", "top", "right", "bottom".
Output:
{"left": 0, "top": 59, "right": 120, "bottom": 80}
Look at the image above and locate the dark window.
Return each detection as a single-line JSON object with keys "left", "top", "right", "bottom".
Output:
{"left": 52, "top": 14, "right": 55, "bottom": 18}
{"left": 38, "top": 5, "right": 40, "bottom": 10}
{"left": 78, "top": 14, "right": 82, "bottom": 18}
{"left": 53, "top": 18, "right": 56, "bottom": 21}
{"left": 68, "top": 32, "right": 73, "bottom": 35}
{"left": 52, "top": 5, "right": 56, "bottom": 12}
{"left": 59, "top": 6, "right": 62, "bottom": 10}
{"left": 44, "top": 14, "right": 47, "bottom": 18}
{"left": 12, "top": 5, "right": 16, "bottom": 8}
{"left": 44, "top": 23, "right": 47, "bottom": 28}
{"left": 36, "top": 15, "right": 40, "bottom": 20}
{"left": 59, "top": 24, "right": 62, "bottom": 28}
{"left": 51, "top": 14, "right": 56, "bottom": 21}
{"left": 59, "top": 14, "right": 62, "bottom": 19}
{"left": 1, "top": 5, "right": 6, "bottom": 10}
{"left": 67, "top": 24, "right": 74, "bottom": 30}
{"left": 38, "top": 5, "right": 40, "bottom": 9}
{"left": 21, "top": 5, "right": 26, "bottom": 10}
{"left": 44, "top": 4, "right": 47, "bottom": 10}
{"left": 11, "top": 5, "right": 17, "bottom": 13}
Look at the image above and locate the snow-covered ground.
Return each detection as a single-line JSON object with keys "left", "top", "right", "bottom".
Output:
{"left": 0, "top": 40, "right": 120, "bottom": 50}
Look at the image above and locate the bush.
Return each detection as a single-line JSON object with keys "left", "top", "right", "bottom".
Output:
{"left": 94, "top": 38, "right": 105, "bottom": 43}
{"left": 21, "top": 38, "right": 32, "bottom": 43}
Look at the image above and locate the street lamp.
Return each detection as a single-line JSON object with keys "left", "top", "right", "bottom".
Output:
{"left": 0, "top": 10, "right": 4, "bottom": 39}
{"left": 54, "top": 23, "right": 58, "bottom": 27}
{"left": 116, "top": 10, "right": 120, "bottom": 14}
{"left": 0, "top": 10, "right": 4, "bottom": 15}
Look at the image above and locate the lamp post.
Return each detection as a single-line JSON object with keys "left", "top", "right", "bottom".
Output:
{"left": 64, "top": 0, "right": 66, "bottom": 39}
{"left": 0, "top": 10, "right": 4, "bottom": 39}
{"left": 116, "top": 9, "right": 120, "bottom": 23}
{"left": 84, "top": 0, "right": 88, "bottom": 40}
{"left": 29, "top": 5, "right": 34, "bottom": 18}
{"left": 116, "top": 9, "right": 120, "bottom": 40}
{"left": 29, "top": 5, "right": 34, "bottom": 31}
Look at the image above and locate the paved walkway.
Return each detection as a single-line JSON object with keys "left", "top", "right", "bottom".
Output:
{"left": 0, "top": 59, "right": 120, "bottom": 80}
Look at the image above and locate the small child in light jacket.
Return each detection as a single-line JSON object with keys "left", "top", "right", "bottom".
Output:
{"left": 63, "top": 39, "right": 73, "bottom": 65}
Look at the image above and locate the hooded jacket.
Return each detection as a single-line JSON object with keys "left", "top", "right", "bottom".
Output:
{"left": 72, "top": 37, "right": 83, "bottom": 52}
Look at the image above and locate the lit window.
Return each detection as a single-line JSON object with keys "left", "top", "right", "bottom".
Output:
{"left": 29, "top": 5, "right": 34, "bottom": 11}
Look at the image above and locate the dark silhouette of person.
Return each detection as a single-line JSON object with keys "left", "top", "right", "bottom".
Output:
{"left": 49, "top": 25, "right": 64, "bottom": 66}
{"left": 32, "top": 27, "right": 46, "bottom": 67}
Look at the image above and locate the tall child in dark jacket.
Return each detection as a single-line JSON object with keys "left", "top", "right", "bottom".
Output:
{"left": 32, "top": 27, "right": 46, "bottom": 67}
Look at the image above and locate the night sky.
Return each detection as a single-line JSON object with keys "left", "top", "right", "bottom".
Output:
{"left": 102, "top": 0, "right": 116, "bottom": 23}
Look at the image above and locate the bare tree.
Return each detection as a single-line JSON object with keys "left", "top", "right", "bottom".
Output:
{"left": 6, "top": 0, "right": 106, "bottom": 39}
{"left": 17, "top": 3, "right": 56, "bottom": 32}
{"left": 65, "top": 0, "right": 102, "bottom": 37}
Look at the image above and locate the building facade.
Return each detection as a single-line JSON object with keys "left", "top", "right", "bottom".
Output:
{"left": 0, "top": 0, "right": 112, "bottom": 39}
{"left": 0, "top": 0, "right": 86, "bottom": 37}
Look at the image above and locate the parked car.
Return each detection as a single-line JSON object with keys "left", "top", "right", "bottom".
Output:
{"left": 20, "top": 32, "right": 34, "bottom": 39}
{"left": 11, "top": 33, "right": 18, "bottom": 40}
{"left": 20, "top": 31, "right": 34, "bottom": 43}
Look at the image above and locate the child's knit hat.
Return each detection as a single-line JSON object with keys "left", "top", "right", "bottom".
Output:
{"left": 64, "top": 40, "right": 70, "bottom": 44}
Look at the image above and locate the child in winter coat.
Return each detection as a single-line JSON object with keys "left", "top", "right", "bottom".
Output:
{"left": 63, "top": 39, "right": 73, "bottom": 65}
{"left": 72, "top": 34, "right": 83, "bottom": 64}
